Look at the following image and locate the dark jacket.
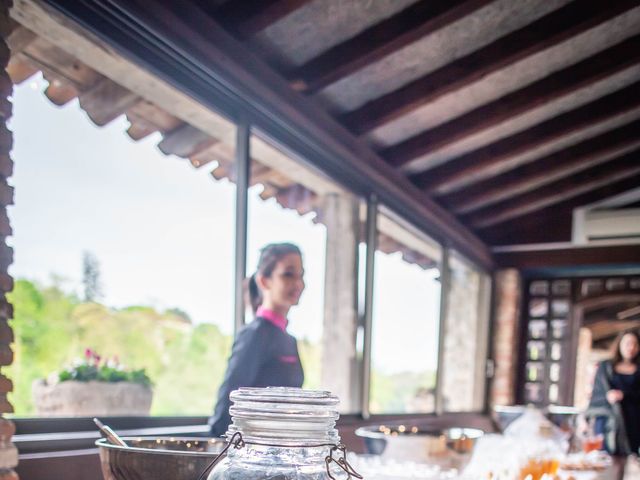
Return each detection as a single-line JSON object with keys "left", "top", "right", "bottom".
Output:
{"left": 208, "top": 317, "right": 304, "bottom": 437}
{"left": 588, "top": 361, "right": 631, "bottom": 455}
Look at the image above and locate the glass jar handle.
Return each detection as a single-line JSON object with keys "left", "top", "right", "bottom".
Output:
{"left": 325, "top": 443, "right": 363, "bottom": 480}
{"left": 197, "top": 432, "right": 245, "bottom": 480}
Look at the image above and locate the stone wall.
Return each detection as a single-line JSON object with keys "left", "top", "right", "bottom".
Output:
{"left": 440, "top": 255, "right": 490, "bottom": 412}
{"left": 0, "top": 1, "right": 17, "bottom": 478}
{"left": 490, "top": 269, "right": 521, "bottom": 407}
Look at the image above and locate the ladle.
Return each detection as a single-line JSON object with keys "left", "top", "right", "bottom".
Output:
{"left": 94, "top": 417, "right": 128, "bottom": 447}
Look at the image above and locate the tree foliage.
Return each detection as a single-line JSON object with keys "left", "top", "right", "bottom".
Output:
{"left": 7, "top": 278, "right": 233, "bottom": 416}
{"left": 7, "top": 278, "right": 426, "bottom": 416}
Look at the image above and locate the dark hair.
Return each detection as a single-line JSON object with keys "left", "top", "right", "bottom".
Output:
{"left": 247, "top": 243, "right": 302, "bottom": 313}
{"left": 611, "top": 330, "right": 640, "bottom": 366}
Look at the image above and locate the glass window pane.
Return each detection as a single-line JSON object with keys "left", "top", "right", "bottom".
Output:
{"left": 551, "top": 319, "right": 568, "bottom": 339}
{"left": 581, "top": 279, "right": 603, "bottom": 297}
{"left": 9, "top": 73, "right": 236, "bottom": 416}
{"left": 549, "top": 383, "right": 559, "bottom": 403}
{"left": 549, "top": 363, "right": 561, "bottom": 383}
{"left": 369, "top": 208, "right": 442, "bottom": 414}
{"left": 525, "top": 383, "right": 543, "bottom": 403}
{"left": 529, "top": 299, "right": 548, "bottom": 317}
{"left": 551, "top": 280, "right": 571, "bottom": 296}
{"left": 441, "top": 251, "right": 490, "bottom": 412}
{"left": 246, "top": 131, "right": 362, "bottom": 413}
{"left": 526, "top": 362, "right": 544, "bottom": 382}
{"left": 528, "top": 320, "right": 547, "bottom": 339}
{"left": 551, "top": 299, "right": 570, "bottom": 317}
{"left": 605, "top": 278, "right": 626, "bottom": 291}
{"left": 529, "top": 281, "right": 549, "bottom": 296}
{"left": 550, "top": 342, "right": 563, "bottom": 361}
{"left": 527, "top": 341, "right": 546, "bottom": 361}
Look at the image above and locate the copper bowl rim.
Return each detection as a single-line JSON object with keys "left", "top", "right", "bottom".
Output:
{"left": 96, "top": 436, "right": 226, "bottom": 457}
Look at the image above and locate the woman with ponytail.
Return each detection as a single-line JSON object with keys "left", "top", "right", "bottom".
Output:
{"left": 209, "top": 243, "right": 305, "bottom": 436}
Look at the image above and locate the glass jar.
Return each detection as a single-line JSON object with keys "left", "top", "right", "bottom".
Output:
{"left": 208, "top": 387, "right": 354, "bottom": 480}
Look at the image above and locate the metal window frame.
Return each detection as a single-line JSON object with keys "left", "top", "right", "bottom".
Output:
{"left": 233, "top": 120, "right": 250, "bottom": 335}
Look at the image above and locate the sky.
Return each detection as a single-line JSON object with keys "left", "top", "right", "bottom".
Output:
{"left": 8, "top": 74, "right": 441, "bottom": 374}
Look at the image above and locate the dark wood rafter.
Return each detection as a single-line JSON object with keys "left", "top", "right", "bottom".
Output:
{"left": 78, "top": 77, "right": 139, "bottom": 126}
{"left": 442, "top": 120, "right": 640, "bottom": 214}
{"left": 339, "top": 0, "right": 640, "bottom": 135}
{"left": 207, "top": 0, "right": 313, "bottom": 39}
{"left": 383, "top": 33, "right": 640, "bottom": 168}
{"left": 157, "top": 123, "right": 217, "bottom": 158}
{"left": 495, "top": 245, "right": 640, "bottom": 269}
{"left": 412, "top": 80, "right": 640, "bottom": 195}
{"left": 5, "top": 24, "right": 36, "bottom": 53}
{"left": 466, "top": 153, "right": 640, "bottom": 228}
{"left": 479, "top": 205, "right": 575, "bottom": 246}
{"left": 287, "top": 0, "right": 493, "bottom": 93}
{"left": 474, "top": 171, "right": 640, "bottom": 232}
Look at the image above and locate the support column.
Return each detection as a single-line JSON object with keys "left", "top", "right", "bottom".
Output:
{"left": 490, "top": 269, "right": 521, "bottom": 407}
{"left": 320, "top": 193, "right": 359, "bottom": 412}
{"left": 0, "top": 2, "right": 17, "bottom": 479}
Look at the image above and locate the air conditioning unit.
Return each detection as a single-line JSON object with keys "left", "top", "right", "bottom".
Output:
{"left": 573, "top": 208, "right": 640, "bottom": 244}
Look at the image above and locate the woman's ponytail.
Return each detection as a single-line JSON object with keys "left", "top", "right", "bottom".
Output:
{"left": 246, "top": 273, "right": 262, "bottom": 314}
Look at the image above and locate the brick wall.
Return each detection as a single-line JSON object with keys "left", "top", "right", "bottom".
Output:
{"left": 0, "top": 1, "right": 17, "bottom": 478}
{"left": 490, "top": 269, "right": 521, "bottom": 407}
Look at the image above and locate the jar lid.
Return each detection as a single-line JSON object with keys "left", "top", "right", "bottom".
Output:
{"left": 227, "top": 387, "right": 340, "bottom": 446}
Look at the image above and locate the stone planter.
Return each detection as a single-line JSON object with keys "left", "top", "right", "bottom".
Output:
{"left": 32, "top": 380, "right": 152, "bottom": 416}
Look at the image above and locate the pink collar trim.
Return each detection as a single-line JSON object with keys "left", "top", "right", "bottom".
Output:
{"left": 256, "top": 307, "right": 287, "bottom": 332}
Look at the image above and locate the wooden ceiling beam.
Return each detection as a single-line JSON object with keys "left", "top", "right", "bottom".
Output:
{"left": 339, "top": 0, "right": 640, "bottom": 135}
{"left": 78, "top": 77, "right": 140, "bottom": 126}
{"left": 478, "top": 206, "right": 574, "bottom": 246}
{"left": 413, "top": 80, "right": 640, "bottom": 195}
{"left": 208, "top": 0, "right": 312, "bottom": 39}
{"left": 384, "top": 34, "right": 640, "bottom": 168}
{"left": 157, "top": 124, "right": 217, "bottom": 158}
{"left": 6, "top": 24, "right": 36, "bottom": 53}
{"left": 470, "top": 167, "right": 640, "bottom": 229}
{"left": 442, "top": 120, "right": 640, "bottom": 214}
{"left": 287, "top": 0, "right": 492, "bottom": 93}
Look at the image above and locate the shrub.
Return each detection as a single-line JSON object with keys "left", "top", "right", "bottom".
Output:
{"left": 56, "top": 348, "right": 151, "bottom": 387}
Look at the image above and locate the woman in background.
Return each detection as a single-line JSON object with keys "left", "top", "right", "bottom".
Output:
{"left": 589, "top": 330, "right": 640, "bottom": 455}
{"left": 209, "top": 243, "right": 305, "bottom": 437}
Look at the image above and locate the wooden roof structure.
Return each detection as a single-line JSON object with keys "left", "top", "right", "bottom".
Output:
{"left": 8, "top": 0, "right": 640, "bottom": 269}
{"left": 203, "top": 0, "right": 640, "bottom": 246}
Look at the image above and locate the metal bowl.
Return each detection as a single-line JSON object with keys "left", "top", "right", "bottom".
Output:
{"left": 97, "top": 436, "right": 226, "bottom": 480}
{"left": 355, "top": 424, "right": 484, "bottom": 462}
{"left": 492, "top": 405, "right": 580, "bottom": 432}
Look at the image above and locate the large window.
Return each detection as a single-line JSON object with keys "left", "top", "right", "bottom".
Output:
{"left": 246, "top": 131, "right": 362, "bottom": 413}
{"left": 369, "top": 208, "right": 442, "bottom": 414}
{"left": 5, "top": 38, "right": 492, "bottom": 423}
{"left": 8, "top": 73, "right": 238, "bottom": 416}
